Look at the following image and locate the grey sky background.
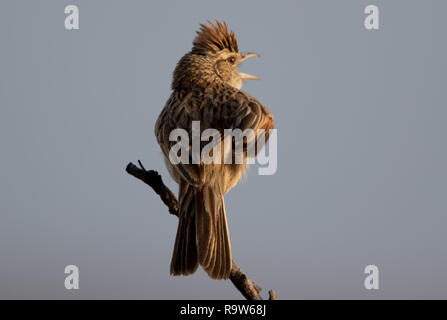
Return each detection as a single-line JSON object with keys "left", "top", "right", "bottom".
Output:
{"left": 0, "top": 0, "right": 446, "bottom": 299}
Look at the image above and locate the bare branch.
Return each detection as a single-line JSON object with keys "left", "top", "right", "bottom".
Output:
{"left": 126, "top": 163, "right": 178, "bottom": 216}
{"left": 125, "top": 161, "right": 277, "bottom": 300}
{"left": 268, "top": 290, "right": 277, "bottom": 300}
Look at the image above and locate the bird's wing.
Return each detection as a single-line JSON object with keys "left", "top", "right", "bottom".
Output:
{"left": 220, "top": 91, "right": 274, "bottom": 157}
{"left": 155, "top": 91, "right": 205, "bottom": 186}
{"left": 221, "top": 91, "right": 273, "bottom": 133}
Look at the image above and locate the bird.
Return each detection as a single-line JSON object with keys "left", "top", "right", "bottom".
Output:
{"left": 154, "top": 21, "right": 274, "bottom": 280}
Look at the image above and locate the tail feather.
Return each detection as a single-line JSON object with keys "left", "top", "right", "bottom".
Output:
{"left": 170, "top": 183, "right": 198, "bottom": 276}
{"left": 170, "top": 183, "right": 232, "bottom": 280}
{"left": 195, "top": 186, "right": 232, "bottom": 279}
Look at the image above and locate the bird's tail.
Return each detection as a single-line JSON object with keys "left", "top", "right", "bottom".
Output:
{"left": 170, "top": 183, "right": 232, "bottom": 279}
{"left": 170, "top": 183, "right": 199, "bottom": 276}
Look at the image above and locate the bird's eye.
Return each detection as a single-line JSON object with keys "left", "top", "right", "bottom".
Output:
{"left": 228, "top": 57, "right": 236, "bottom": 64}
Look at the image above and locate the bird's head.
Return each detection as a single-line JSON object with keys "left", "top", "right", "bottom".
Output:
{"left": 172, "top": 21, "right": 259, "bottom": 90}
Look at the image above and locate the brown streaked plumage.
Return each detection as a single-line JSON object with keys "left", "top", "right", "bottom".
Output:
{"left": 155, "top": 21, "right": 274, "bottom": 280}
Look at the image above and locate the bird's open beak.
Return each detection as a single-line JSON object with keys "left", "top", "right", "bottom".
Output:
{"left": 241, "top": 52, "right": 259, "bottom": 61}
{"left": 239, "top": 72, "right": 259, "bottom": 80}
{"left": 239, "top": 52, "right": 260, "bottom": 80}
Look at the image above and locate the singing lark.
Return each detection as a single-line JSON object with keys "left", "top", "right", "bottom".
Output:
{"left": 155, "top": 21, "right": 274, "bottom": 279}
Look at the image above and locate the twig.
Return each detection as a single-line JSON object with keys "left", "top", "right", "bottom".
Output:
{"left": 125, "top": 161, "right": 277, "bottom": 300}
{"left": 127, "top": 162, "right": 179, "bottom": 216}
